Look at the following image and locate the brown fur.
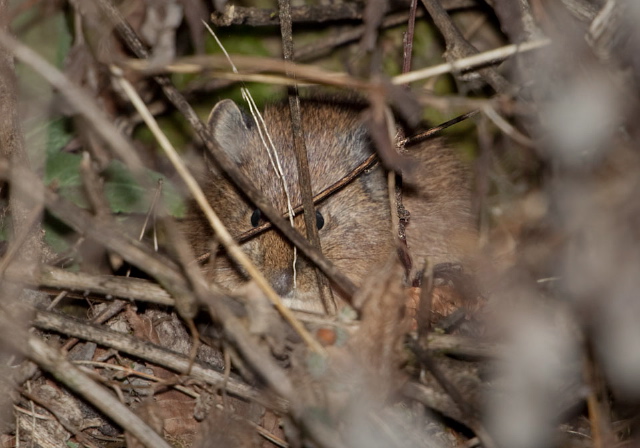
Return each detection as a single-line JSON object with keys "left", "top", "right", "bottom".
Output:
{"left": 182, "top": 98, "right": 474, "bottom": 312}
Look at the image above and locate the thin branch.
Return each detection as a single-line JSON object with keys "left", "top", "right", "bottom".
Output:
{"left": 296, "top": 10, "right": 418, "bottom": 61}
{"left": 417, "top": 262, "right": 434, "bottom": 337}
{"left": 402, "top": 381, "right": 469, "bottom": 425}
{"left": 393, "top": 38, "right": 551, "bottom": 85}
{"left": 473, "top": 114, "right": 492, "bottom": 244}
{"left": 278, "top": 0, "right": 336, "bottom": 314}
{"left": 360, "top": 0, "right": 388, "bottom": 52}
{"left": 584, "top": 339, "right": 616, "bottom": 447}
{"left": 212, "top": 3, "right": 360, "bottom": 26}
{"left": 421, "top": 0, "right": 510, "bottom": 93}
{"left": 0, "top": 0, "right": 43, "bottom": 307}
{"left": 424, "top": 333, "right": 500, "bottom": 358}
{"left": 403, "top": 109, "right": 479, "bottom": 144}
{"left": 211, "top": 0, "right": 478, "bottom": 26}
{"left": 395, "top": 0, "right": 419, "bottom": 276}
{"left": 561, "top": 0, "right": 598, "bottom": 22}
{"left": 412, "top": 342, "right": 497, "bottom": 448}
{"left": 60, "top": 299, "right": 127, "bottom": 352}
{"left": 0, "top": 204, "right": 42, "bottom": 276}
{"left": 482, "top": 104, "right": 533, "bottom": 147}
{"left": 6, "top": 264, "right": 176, "bottom": 306}
{"left": 490, "top": 0, "right": 543, "bottom": 43}
{"left": 587, "top": 0, "right": 623, "bottom": 61}
{"left": 402, "top": 0, "right": 419, "bottom": 76}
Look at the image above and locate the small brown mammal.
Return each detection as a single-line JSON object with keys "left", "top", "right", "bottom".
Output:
{"left": 183, "top": 98, "right": 474, "bottom": 313}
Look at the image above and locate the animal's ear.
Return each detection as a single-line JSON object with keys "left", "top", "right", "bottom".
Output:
{"left": 207, "top": 99, "right": 254, "bottom": 163}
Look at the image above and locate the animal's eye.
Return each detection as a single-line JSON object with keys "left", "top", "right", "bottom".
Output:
{"left": 315, "top": 210, "right": 325, "bottom": 230}
{"left": 250, "top": 209, "right": 262, "bottom": 227}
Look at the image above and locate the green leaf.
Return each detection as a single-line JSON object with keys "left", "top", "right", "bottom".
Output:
{"left": 102, "top": 161, "right": 144, "bottom": 214}
{"left": 103, "top": 160, "right": 185, "bottom": 217}
{"left": 42, "top": 148, "right": 185, "bottom": 257}
{"left": 45, "top": 118, "right": 74, "bottom": 156}
{"left": 45, "top": 151, "right": 82, "bottom": 188}
{"left": 42, "top": 212, "right": 75, "bottom": 257}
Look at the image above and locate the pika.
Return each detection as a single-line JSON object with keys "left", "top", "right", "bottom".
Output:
{"left": 183, "top": 98, "right": 474, "bottom": 313}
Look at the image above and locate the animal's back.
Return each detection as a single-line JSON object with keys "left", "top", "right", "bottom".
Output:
{"left": 182, "top": 98, "right": 474, "bottom": 312}
{"left": 402, "top": 137, "right": 475, "bottom": 273}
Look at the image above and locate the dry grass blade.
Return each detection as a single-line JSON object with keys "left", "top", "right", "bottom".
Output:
{"left": 122, "top": 38, "right": 552, "bottom": 91}
{"left": 393, "top": 38, "right": 551, "bottom": 85}
{"left": 123, "top": 53, "right": 369, "bottom": 90}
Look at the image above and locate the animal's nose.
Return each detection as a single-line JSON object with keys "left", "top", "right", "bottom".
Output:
{"left": 270, "top": 268, "right": 294, "bottom": 296}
